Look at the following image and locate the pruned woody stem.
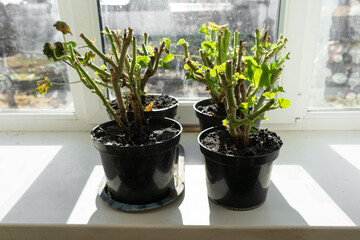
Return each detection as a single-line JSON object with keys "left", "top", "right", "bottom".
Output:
{"left": 178, "top": 23, "right": 290, "bottom": 147}
{"left": 42, "top": 21, "right": 172, "bottom": 144}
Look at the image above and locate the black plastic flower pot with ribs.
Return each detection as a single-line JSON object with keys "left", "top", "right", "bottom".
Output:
{"left": 198, "top": 126, "right": 281, "bottom": 210}
{"left": 91, "top": 117, "right": 182, "bottom": 205}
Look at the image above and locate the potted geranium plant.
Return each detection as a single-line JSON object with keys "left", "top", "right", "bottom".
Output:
{"left": 178, "top": 22, "right": 269, "bottom": 130}
{"left": 196, "top": 25, "right": 290, "bottom": 210}
{"left": 39, "top": 21, "right": 183, "bottom": 207}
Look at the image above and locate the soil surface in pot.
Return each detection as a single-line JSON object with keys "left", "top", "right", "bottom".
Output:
{"left": 92, "top": 121, "right": 179, "bottom": 147}
{"left": 202, "top": 129, "right": 282, "bottom": 156}
{"left": 197, "top": 102, "right": 226, "bottom": 116}
{"left": 110, "top": 94, "right": 177, "bottom": 112}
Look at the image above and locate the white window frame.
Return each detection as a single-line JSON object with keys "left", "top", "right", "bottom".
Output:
{"left": 0, "top": 0, "right": 107, "bottom": 131}
{"left": 262, "top": 0, "right": 360, "bottom": 131}
{"left": 1, "top": 0, "right": 360, "bottom": 131}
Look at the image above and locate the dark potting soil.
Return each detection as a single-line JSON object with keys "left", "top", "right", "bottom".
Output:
{"left": 110, "top": 94, "right": 177, "bottom": 112}
{"left": 201, "top": 128, "right": 283, "bottom": 156}
{"left": 197, "top": 103, "right": 226, "bottom": 117}
{"left": 92, "top": 121, "right": 179, "bottom": 147}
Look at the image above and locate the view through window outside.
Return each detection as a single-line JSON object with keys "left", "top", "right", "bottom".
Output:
{"left": 0, "top": 0, "right": 73, "bottom": 111}
{"left": 99, "top": 0, "right": 280, "bottom": 99}
{"left": 311, "top": 0, "right": 360, "bottom": 110}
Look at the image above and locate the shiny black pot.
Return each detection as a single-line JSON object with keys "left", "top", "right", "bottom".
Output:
{"left": 198, "top": 126, "right": 280, "bottom": 210}
{"left": 91, "top": 118, "right": 182, "bottom": 205}
{"left": 194, "top": 99, "right": 225, "bottom": 131}
{"left": 194, "top": 99, "right": 260, "bottom": 131}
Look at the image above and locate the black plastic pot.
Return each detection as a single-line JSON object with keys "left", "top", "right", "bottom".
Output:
{"left": 142, "top": 94, "right": 178, "bottom": 119}
{"left": 110, "top": 94, "right": 178, "bottom": 120}
{"left": 194, "top": 98, "right": 260, "bottom": 131}
{"left": 91, "top": 118, "right": 182, "bottom": 205}
{"left": 198, "top": 126, "right": 280, "bottom": 210}
{"left": 194, "top": 99, "right": 225, "bottom": 131}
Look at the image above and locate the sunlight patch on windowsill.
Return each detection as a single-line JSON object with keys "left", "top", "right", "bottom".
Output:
{"left": 330, "top": 145, "right": 360, "bottom": 171}
{"left": 179, "top": 165, "right": 210, "bottom": 225}
{"left": 0, "top": 145, "right": 61, "bottom": 221}
{"left": 67, "top": 165, "right": 104, "bottom": 224}
{"left": 272, "top": 165, "right": 355, "bottom": 226}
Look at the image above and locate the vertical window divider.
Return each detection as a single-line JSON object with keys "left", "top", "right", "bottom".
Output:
{"left": 57, "top": 0, "right": 109, "bottom": 125}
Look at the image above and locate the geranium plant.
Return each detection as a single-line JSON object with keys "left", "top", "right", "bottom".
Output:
{"left": 39, "top": 21, "right": 173, "bottom": 143}
{"left": 178, "top": 23, "right": 290, "bottom": 147}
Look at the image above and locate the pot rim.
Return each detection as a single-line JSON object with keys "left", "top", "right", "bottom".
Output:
{"left": 193, "top": 98, "right": 225, "bottom": 119}
{"left": 143, "top": 93, "right": 179, "bottom": 112}
{"left": 111, "top": 93, "right": 179, "bottom": 112}
{"left": 91, "top": 117, "right": 182, "bottom": 153}
{"left": 198, "top": 126, "right": 280, "bottom": 167}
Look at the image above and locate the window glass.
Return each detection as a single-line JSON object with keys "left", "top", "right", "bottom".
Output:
{"left": 0, "top": 0, "right": 73, "bottom": 111}
{"left": 310, "top": 0, "right": 360, "bottom": 110}
{"left": 99, "top": 0, "right": 280, "bottom": 98}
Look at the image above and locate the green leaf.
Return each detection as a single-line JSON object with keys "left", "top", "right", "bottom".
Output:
{"left": 277, "top": 97, "right": 291, "bottom": 109}
{"left": 274, "top": 86, "right": 285, "bottom": 93}
{"left": 163, "top": 53, "right": 174, "bottom": 63}
{"left": 146, "top": 45, "right": 154, "bottom": 56}
{"left": 184, "top": 64, "right": 190, "bottom": 70}
{"left": 177, "top": 39, "right": 188, "bottom": 46}
{"left": 243, "top": 56, "right": 258, "bottom": 67}
{"left": 214, "top": 63, "right": 226, "bottom": 73}
{"left": 201, "top": 41, "right": 215, "bottom": 50}
{"left": 80, "top": 51, "right": 95, "bottom": 64}
{"left": 199, "top": 24, "right": 209, "bottom": 35}
{"left": 240, "top": 102, "right": 249, "bottom": 110}
{"left": 243, "top": 56, "right": 257, "bottom": 82}
{"left": 185, "top": 72, "right": 194, "bottom": 80}
{"left": 252, "top": 64, "right": 270, "bottom": 88}
{"left": 268, "top": 62, "right": 278, "bottom": 75}
{"left": 162, "top": 62, "right": 171, "bottom": 69}
{"left": 136, "top": 56, "right": 150, "bottom": 67}
{"left": 163, "top": 38, "right": 171, "bottom": 50}
{"left": 263, "top": 92, "right": 275, "bottom": 99}
{"left": 210, "top": 69, "right": 217, "bottom": 77}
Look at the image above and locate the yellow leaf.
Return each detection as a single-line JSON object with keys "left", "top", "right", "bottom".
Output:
{"left": 53, "top": 21, "right": 72, "bottom": 35}
{"left": 37, "top": 77, "right": 52, "bottom": 95}
{"left": 144, "top": 101, "right": 154, "bottom": 112}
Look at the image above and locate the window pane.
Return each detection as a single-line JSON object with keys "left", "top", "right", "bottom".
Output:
{"left": 310, "top": 0, "right": 360, "bottom": 110}
{"left": 0, "top": 0, "right": 73, "bottom": 111}
{"left": 99, "top": 0, "right": 280, "bottom": 98}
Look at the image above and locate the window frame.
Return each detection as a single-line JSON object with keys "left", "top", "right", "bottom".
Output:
{"left": 0, "top": 0, "right": 108, "bottom": 131}
{"left": 1, "top": 0, "right": 360, "bottom": 131}
{"left": 269, "top": 0, "right": 360, "bottom": 130}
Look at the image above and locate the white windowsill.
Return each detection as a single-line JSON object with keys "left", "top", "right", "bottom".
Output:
{"left": 0, "top": 130, "right": 360, "bottom": 239}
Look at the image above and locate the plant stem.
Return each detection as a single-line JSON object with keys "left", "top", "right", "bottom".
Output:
{"left": 80, "top": 33, "right": 116, "bottom": 69}
{"left": 106, "top": 27, "right": 119, "bottom": 64}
